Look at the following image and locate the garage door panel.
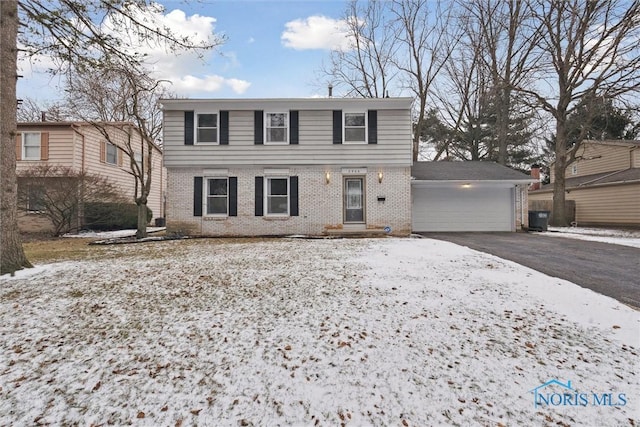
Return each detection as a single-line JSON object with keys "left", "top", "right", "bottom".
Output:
{"left": 412, "top": 186, "right": 513, "bottom": 232}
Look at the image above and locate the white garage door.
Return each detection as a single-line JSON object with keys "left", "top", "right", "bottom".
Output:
{"left": 412, "top": 185, "right": 514, "bottom": 232}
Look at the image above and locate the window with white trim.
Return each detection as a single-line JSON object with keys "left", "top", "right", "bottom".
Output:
{"left": 23, "top": 132, "right": 41, "bottom": 160}
{"left": 206, "top": 178, "right": 228, "bottom": 215}
{"left": 106, "top": 142, "right": 118, "bottom": 165}
{"left": 265, "top": 112, "right": 288, "bottom": 144}
{"left": 344, "top": 112, "right": 366, "bottom": 143}
{"left": 197, "top": 113, "right": 218, "bottom": 144}
{"left": 266, "top": 177, "right": 289, "bottom": 215}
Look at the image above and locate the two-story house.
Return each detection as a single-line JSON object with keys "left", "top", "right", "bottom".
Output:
{"left": 529, "top": 140, "right": 640, "bottom": 227}
{"left": 16, "top": 121, "right": 165, "bottom": 234}
{"left": 160, "top": 98, "right": 413, "bottom": 236}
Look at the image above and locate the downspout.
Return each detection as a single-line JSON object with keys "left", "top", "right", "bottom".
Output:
{"left": 520, "top": 185, "right": 525, "bottom": 231}
{"left": 71, "top": 124, "right": 86, "bottom": 230}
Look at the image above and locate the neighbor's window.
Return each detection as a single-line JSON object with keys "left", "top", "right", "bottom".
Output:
{"left": 265, "top": 112, "right": 288, "bottom": 144}
{"left": 266, "top": 177, "right": 289, "bottom": 215}
{"left": 106, "top": 142, "right": 118, "bottom": 165}
{"left": 27, "top": 186, "right": 45, "bottom": 212}
{"left": 344, "top": 112, "right": 366, "bottom": 143}
{"left": 571, "top": 164, "right": 578, "bottom": 175}
{"left": 206, "top": 178, "right": 228, "bottom": 215}
{"left": 23, "top": 132, "right": 41, "bottom": 160}
{"left": 197, "top": 113, "right": 218, "bottom": 144}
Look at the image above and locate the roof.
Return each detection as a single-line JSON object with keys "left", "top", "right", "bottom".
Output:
{"left": 412, "top": 161, "right": 533, "bottom": 182}
{"left": 534, "top": 168, "right": 640, "bottom": 192}
{"left": 581, "top": 139, "right": 640, "bottom": 147}
{"left": 159, "top": 97, "right": 414, "bottom": 111}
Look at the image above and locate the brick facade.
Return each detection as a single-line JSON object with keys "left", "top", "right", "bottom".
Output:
{"left": 166, "top": 166, "right": 412, "bottom": 237}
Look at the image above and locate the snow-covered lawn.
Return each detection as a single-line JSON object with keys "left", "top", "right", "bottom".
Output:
{"left": 1, "top": 238, "right": 638, "bottom": 426}
{"left": 544, "top": 227, "right": 640, "bottom": 249}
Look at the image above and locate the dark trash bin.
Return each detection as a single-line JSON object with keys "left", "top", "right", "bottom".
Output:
{"left": 528, "top": 211, "right": 550, "bottom": 232}
{"left": 155, "top": 217, "right": 166, "bottom": 227}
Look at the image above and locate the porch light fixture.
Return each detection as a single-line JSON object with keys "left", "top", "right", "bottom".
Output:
{"left": 325, "top": 171, "right": 331, "bottom": 184}
{"left": 378, "top": 172, "right": 383, "bottom": 183}
{"left": 462, "top": 183, "right": 471, "bottom": 188}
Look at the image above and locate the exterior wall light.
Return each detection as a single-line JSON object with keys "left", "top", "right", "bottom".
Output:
{"left": 462, "top": 183, "right": 471, "bottom": 188}
{"left": 325, "top": 171, "right": 331, "bottom": 184}
{"left": 378, "top": 172, "right": 383, "bottom": 183}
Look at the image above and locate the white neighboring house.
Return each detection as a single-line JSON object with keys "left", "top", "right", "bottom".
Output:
{"left": 160, "top": 98, "right": 414, "bottom": 236}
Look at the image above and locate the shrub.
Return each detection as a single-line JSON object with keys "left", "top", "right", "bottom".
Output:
{"left": 84, "top": 203, "right": 152, "bottom": 231}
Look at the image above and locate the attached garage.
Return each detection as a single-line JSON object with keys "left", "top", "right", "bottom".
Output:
{"left": 412, "top": 162, "right": 533, "bottom": 232}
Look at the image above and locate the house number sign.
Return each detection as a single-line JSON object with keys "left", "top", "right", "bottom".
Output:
{"left": 341, "top": 168, "right": 367, "bottom": 175}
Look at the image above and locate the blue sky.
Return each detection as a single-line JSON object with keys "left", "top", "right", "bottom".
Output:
{"left": 18, "top": 0, "right": 351, "bottom": 102}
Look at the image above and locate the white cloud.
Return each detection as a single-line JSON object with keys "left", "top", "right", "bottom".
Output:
{"left": 282, "top": 15, "right": 351, "bottom": 51}
{"left": 169, "top": 75, "right": 251, "bottom": 95}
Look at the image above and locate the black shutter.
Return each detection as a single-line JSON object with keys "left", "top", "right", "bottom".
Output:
{"left": 368, "top": 110, "right": 377, "bottom": 144}
{"left": 333, "top": 110, "right": 342, "bottom": 144}
{"left": 254, "top": 110, "right": 264, "bottom": 145}
{"left": 229, "top": 177, "right": 237, "bottom": 216}
{"left": 290, "top": 176, "right": 299, "bottom": 216}
{"left": 193, "top": 176, "right": 203, "bottom": 216}
{"left": 255, "top": 176, "right": 264, "bottom": 216}
{"left": 184, "top": 111, "right": 194, "bottom": 145}
{"left": 220, "top": 111, "right": 229, "bottom": 145}
{"left": 290, "top": 111, "right": 299, "bottom": 145}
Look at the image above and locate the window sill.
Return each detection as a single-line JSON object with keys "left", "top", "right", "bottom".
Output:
{"left": 263, "top": 142, "right": 289, "bottom": 146}
{"left": 262, "top": 216, "right": 290, "bottom": 221}
{"left": 194, "top": 142, "right": 220, "bottom": 146}
{"left": 342, "top": 141, "right": 367, "bottom": 145}
{"left": 203, "top": 216, "right": 229, "bottom": 221}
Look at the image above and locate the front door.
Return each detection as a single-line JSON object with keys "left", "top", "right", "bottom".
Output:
{"left": 344, "top": 177, "right": 365, "bottom": 223}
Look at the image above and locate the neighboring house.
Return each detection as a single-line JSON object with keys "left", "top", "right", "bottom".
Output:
{"left": 411, "top": 161, "right": 533, "bottom": 232}
{"left": 529, "top": 140, "right": 640, "bottom": 227}
{"left": 16, "top": 121, "right": 165, "bottom": 233}
{"left": 161, "top": 98, "right": 413, "bottom": 236}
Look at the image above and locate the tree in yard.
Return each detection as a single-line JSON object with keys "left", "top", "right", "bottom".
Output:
{"left": 514, "top": 0, "right": 640, "bottom": 226}
{"left": 65, "top": 64, "right": 167, "bottom": 239}
{"left": 17, "top": 97, "right": 70, "bottom": 122}
{"left": 0, "top": 1, "right": 32, "bottom": 274}
{"left": 17, "top": 165, "right": 125, "bottom": 236}
{"left": 322, "top": 0, "right": 398, "bottom": 98}
{"left": 1, "top": 0, "right": 223, "bottom": 274}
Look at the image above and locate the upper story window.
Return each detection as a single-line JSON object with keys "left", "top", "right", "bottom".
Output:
{"left": 22, "top": 132, "right": 41, "bottom": 160}
{"left": 265, "top": 112, "right": 288, "bottom": 144}
{"left": 106, "top": 142, "right": 118, "bottom": 165}
{"left": 206, "top": 177, "right": 228, "bottom": 215}
{"left": 344, "top": 112, "right": 367, "bottom": 144}
{"left": 197, "top": 113, "right": 218, "bottom": 144}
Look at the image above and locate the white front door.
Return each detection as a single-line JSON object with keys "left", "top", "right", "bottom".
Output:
{"left": 344, "top": 177, "right": 365, "bottom": 223}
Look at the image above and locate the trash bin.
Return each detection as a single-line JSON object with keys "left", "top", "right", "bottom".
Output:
{"left": 528, "top": 211, "right": 550, "bottom": 232}
{"left": 154, "top": 217, "right": 166, "bottom": 227}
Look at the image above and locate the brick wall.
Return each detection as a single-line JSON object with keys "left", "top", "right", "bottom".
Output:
{"left": 166, "top": 166, "right": 412, "bottom": 236}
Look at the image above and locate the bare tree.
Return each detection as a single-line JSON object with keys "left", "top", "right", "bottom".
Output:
{"left": 321, "top": 0, "right": 399, "bottom": 98}
{"left": 65, "top": 64, "right": 167, "bottom": 238}
{"left": 17, "top": 97, "right": 70, "bottom": 122}
{"left": 516, "top": 0, "right": 640, "bottom": 226}
{"left": 17, "top": 164, "right": 124, "bottom": 236}
{"left": 1, "top": 0, "right": 223, "bottom": 274}
{"left": 392, "top": 0, "right": 458, "bottom": 161}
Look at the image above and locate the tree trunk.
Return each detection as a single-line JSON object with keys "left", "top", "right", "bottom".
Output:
{"left": 1, "top": 1, "right": 32, "bottom": 275}
{"left": 136, "top": 202, "right": 148, "bottom": 239}
{"left": 551, "top": 117, "right": 569, "bottom": 226}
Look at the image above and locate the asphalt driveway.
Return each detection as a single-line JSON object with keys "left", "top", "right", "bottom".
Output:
{"left": 422, "top": 232, "right": 640, "bottom": 309}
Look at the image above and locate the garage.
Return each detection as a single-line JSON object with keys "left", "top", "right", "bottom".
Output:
{"left": 412, "top": 162, "right": 533, "bottom": 232}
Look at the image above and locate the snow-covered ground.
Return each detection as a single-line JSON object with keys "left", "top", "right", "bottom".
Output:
{"left": 0, "top": 238, "right": 637, "bottom": 426}
{"left": 544, "top": 226, "right": 640, "bottom": 248}
{"left": 63, "top": 227, "right": 166, "bottom": 239}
